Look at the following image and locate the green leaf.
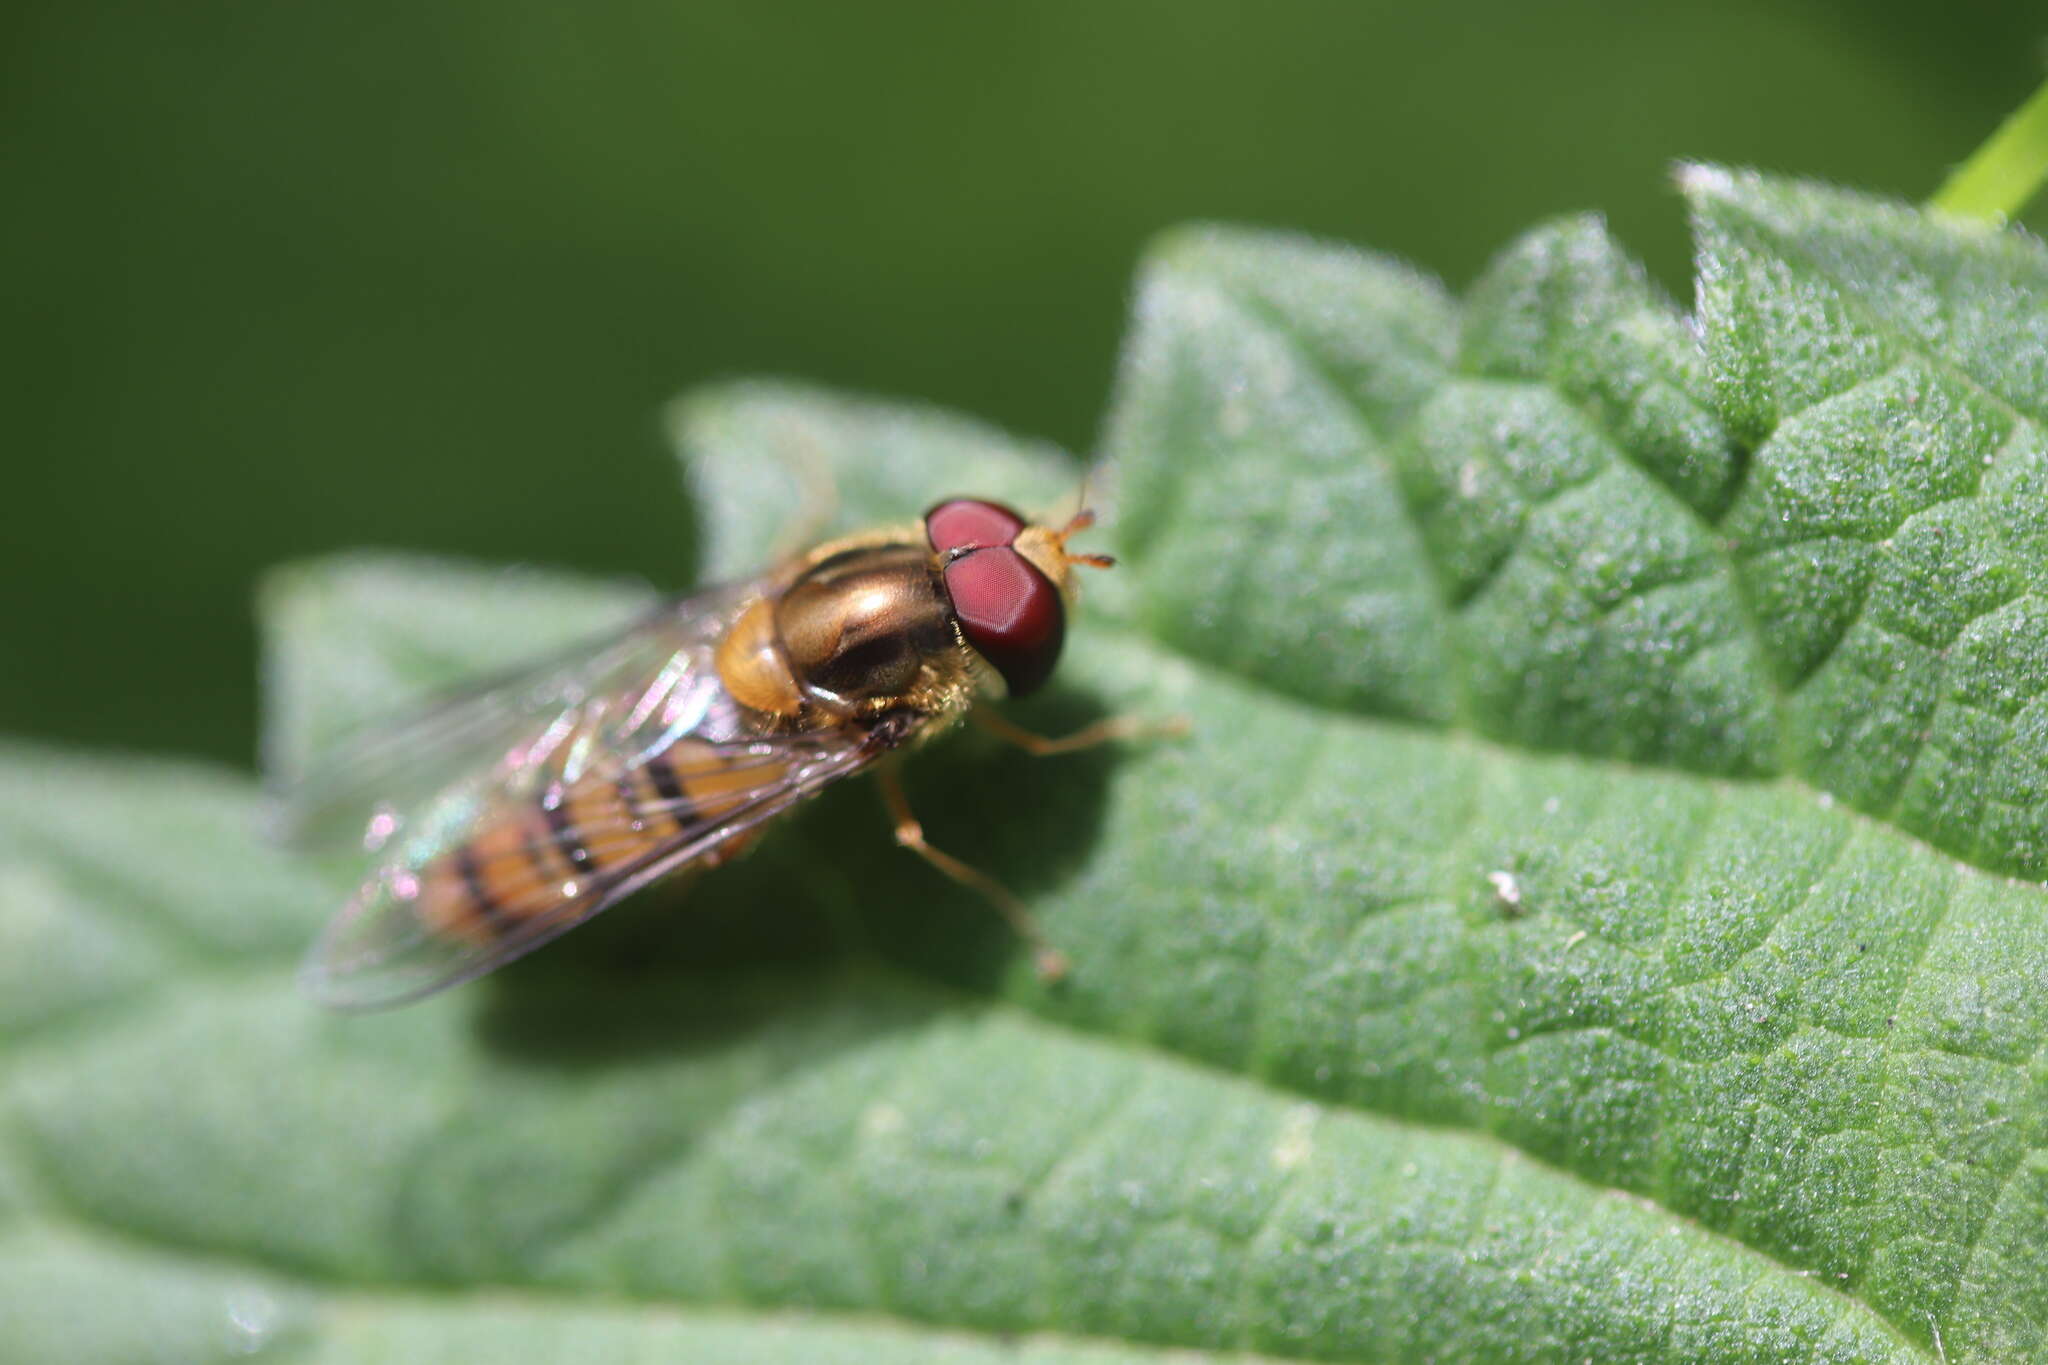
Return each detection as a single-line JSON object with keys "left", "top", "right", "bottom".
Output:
{"left": 7, "top": 170, "right": 2048, "bottom": 1362}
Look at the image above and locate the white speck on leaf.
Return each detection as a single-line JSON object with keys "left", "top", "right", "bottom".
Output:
{"left": 222, "top": 1287, "right": 281, "bottom": 1355}
{"left": 1272, "top": 1103, "right": 1319, "bottom": 1171}
{"left": 860, "top": 1102, "right": 906, "bottom": 1139}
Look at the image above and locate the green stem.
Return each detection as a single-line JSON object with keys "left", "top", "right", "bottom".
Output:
{"left": 1931, "top": 77, "right": 2048, "bottom": 222}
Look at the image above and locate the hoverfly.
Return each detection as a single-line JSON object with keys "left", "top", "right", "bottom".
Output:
{"left": 295, "top": 497, "right": 1130, "bottom": 1009}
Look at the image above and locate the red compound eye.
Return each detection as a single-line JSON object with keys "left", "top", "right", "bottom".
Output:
{"left": 926, "top": 498, "right": 1025, "bottom": 557}
{"left": 942, "top": 546, "right": 1064, "bottom": 696}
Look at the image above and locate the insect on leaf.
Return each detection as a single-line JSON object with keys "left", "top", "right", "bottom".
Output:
{"left": 5, "top": 171, "right": 2048, "bottom": 1362}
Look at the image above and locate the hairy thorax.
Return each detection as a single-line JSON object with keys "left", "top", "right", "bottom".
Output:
{"left": 713, "top": 537, "right": 976, "bottom": 733}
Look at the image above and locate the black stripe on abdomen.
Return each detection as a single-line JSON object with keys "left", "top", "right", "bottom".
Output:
{"left": 519, "top": 818, "right": 569, "bottom": 890}
{"left": 454, "top": 843, "right": 511, "bottom": 933}
{"left": 643, "top": 752, "right": 689, "bottom": 812}
{"left": 543, "top": 794, "right": 595, "bottom": 871}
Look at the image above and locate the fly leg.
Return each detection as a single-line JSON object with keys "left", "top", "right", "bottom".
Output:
{"left": 968, "top": 706, "right": 1191, "bottom": 756}
{"left": 876, "top": 765, "right": 1069, "bottom": 983}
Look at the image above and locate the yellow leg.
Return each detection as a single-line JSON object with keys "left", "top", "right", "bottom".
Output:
{"left": 877, "top": 766, "right": 1069, "bottom": 983}
{"left": 969, "top": 706, "right": 1191, "bottom": 757}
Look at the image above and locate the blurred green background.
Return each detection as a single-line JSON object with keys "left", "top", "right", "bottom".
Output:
{"left": 5, "top": 1, "right": 2043, "bottom": 768}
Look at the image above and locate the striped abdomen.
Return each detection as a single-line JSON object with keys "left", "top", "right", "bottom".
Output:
{"left": 407, "top": 740, "right": 788, "bottom": 945}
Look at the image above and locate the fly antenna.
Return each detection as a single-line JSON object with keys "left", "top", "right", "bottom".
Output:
{"left": 1053, "top": 502, "right": 1114, "bottom": 570}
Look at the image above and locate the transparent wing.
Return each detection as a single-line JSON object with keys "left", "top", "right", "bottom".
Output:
{"left": 275, "top": 582, "right": 752, "bottom": 852}
{"left": 292, "top": 579, "right": 885, "bottom": 1010}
